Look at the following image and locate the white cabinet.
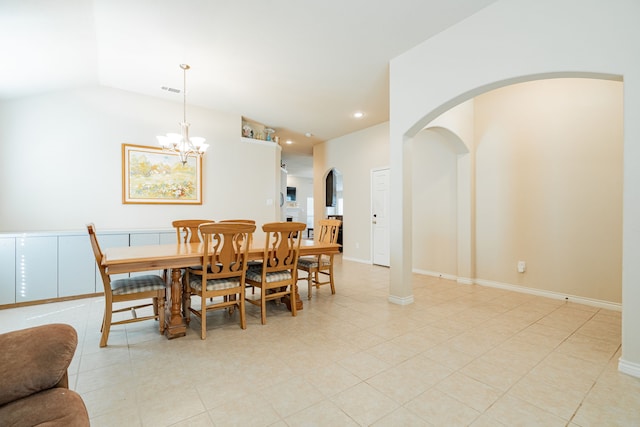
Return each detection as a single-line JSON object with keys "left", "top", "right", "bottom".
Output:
{"left": 0, "top": 229, "right": 173, "bottom": 305}
{"left": 160, "top": 232, "right": 176, "bottom": 244}
{"left": 59, "top": 235, "right": 96, "bottom": 297}
{"left": 15, "top": 236, "right": 57, "bottom": 303}
{"left": 0, "top": 238, "right": 15, "bottom": 305}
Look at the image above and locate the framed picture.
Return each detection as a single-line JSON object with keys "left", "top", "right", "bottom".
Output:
{"left": 122, "top": 143, "right": 202, "bottom": 204}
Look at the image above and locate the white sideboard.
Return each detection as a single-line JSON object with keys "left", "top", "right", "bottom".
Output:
{"left": 0, "top": 229, "right": 175, "bottom": 306}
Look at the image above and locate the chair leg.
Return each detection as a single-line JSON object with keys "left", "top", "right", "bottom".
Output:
{"left": 201, "top": 295, "right": 207, "bottom": 340}
{"left": 158, "top": 293, "right": 166, "bottom": 334}
{"left": 260, "top": 288, "right": 267, "bottom": 325}
{"left": 100, "top": 304, "right": 112, "bottom": 348}
{"left": 290, "top": 284, "right": 297, "bottom": 317}
{"left": 307, "top": 270, "right": 313, "bottom": 300}
{"left": 314, "top": 271, "right": 321, "bottom": 289}
{"left": 239, "top": 292, "right": 246, "bottom": 329}
{"left": 183, "top": 279, "right": 191, "bottom": 325}
{"left": 329, "top": 265, "right": 336, "bottom": 295}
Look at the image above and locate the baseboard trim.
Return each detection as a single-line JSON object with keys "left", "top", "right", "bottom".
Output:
{"left": 618, "top": 358, "right": 640, "bottom": 378}
{"left": 388, "top": 294, "right": 414, "bottom": 305}
{"left": 412, "top": 268, "right": 457, "bottom": 281}
{"left": 474, "top": 278, "right": 622, "bottom": 311}
{"left": 410, "top": 269, "right": 620, "bottom": 311}
{"left": 342, "top": 256, "right": 371, "bottom": 265}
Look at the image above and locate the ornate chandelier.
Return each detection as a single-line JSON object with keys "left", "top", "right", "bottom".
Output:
{"left": 157, "top": 64, "right": 208, "bottom": 164}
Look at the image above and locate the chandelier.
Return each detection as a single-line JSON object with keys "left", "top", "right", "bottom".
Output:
{"left": 157, "top": 64, "right": 208, "bottom": 164}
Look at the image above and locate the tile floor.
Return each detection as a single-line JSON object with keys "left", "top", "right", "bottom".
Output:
{"left": 1, "top": 258, "right": 639, "bottom": 426}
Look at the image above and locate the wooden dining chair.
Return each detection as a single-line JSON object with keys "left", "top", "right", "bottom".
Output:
{"left": 87, "top": 224, "right": 166, "bottom": 347}
{"left": 297, "top": 218, "right": 341, "bottom": 300}
{"left": 245, "top": 221, "right": 306, "bottom": 324}
{"left": 172, "top": 219, "right": 215, "bottom": 243}
{"left": 218, "top": 219, "right": 262, "bottom": 274}
{"left": 183, "top": 222, "right": 256, "bottom": 339}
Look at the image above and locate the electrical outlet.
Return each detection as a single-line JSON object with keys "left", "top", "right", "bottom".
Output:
{"left": 355, "top": 242, "right": 360, "bottom": 249}
{"left": 517, "top": 261, "right": 526, "bottom": 273}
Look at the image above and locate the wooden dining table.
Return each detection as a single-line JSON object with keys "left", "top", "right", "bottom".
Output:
{"left": 102, "top": 239, "right": 340, "bottom": 339}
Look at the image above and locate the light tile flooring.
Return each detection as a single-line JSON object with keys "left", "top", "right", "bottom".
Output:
{"left": 2, "top": 258, "right": 639, "bottom": 426}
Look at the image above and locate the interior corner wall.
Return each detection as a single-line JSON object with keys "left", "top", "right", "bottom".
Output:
{"left": 0, "top": 86, "right": 279, "bottom": 232}
{"left": 411, "top": 129, "right": 458, "bottom": 276}
{"left": 314, "top": 122, "right": 389, "bottom": 262}
{"left": 389, "top": 0, "right": 640, "bottom": 373}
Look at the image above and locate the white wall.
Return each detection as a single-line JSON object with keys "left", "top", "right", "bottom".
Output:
{"left": 390, "top": 0, "right": 640, "bottom": 376}
{"left": 314, "top": 122, "right": 389, "bottom": 261}
{"left": 285, "top": 175, "right": 313, "bottom": 227}
{"left": 474, "top": 79, "right": 623, "bottom": 303}
{"left": 0, "top": 86, "right": 281, "bottom": 232}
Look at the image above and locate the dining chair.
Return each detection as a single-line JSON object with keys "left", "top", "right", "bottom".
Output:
{"left": 171, "top": 219, "right": 215, "bottom": 312}
{"left": 87, "top": 224, "right": 166, "bottom": 347}
{"left": 297, "top": 218, "right": 341, "bottom": 300}
{"left": 217, "top": 219, "right": 262, "bottom": 281}
{"left": 245, "top": 221, "right": 306, "bottom": 324}
{"left": 183, "top": 222, "right": 256, "bottom": 339}
{"left": 172, "top": 219, "right": 215, "bottom": 243}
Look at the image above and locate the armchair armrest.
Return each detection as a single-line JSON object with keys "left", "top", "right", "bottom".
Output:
{"left": 0, "top": 323, "right": 78, "bottom": 406}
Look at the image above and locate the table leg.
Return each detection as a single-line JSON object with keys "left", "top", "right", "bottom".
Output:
{"left": 164, "top": 268, "right": 187, "bottom": 339}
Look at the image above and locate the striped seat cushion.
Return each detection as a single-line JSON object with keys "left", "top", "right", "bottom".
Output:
{"left": 189, "top": 276, "right": 241, "bottom": 291}
{"left": 111, "top": 275, "right": 166, "bottom": 295}
{"left": 297, "top": 257, "right": 331, "bottom": 269}
{"left": 245, "top": 268, "right": 292, "bottom": 283}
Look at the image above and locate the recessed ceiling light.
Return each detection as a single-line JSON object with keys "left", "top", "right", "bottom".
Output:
{"left": 286, "top": 140, "right": 293, "bottom": 144}
{"left": 353, "top": 111, "right": 365, "bottom": 119}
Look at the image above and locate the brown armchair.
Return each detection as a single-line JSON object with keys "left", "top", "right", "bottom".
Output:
{"left": 0, "top": 323, "right": 90, "bottom": 426}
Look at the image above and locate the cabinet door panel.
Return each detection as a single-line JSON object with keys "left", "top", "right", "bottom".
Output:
{"left": 0, "top": 238, "right": 16, "bottom": 305}
{"left": 15, "top": 236, "right": 57, "bottom": 303}
{"left": 59, "top": 235, "right": 96, "bottom": 297}
{"left": 159, "top": 232, "right": 176, "bottom": 244}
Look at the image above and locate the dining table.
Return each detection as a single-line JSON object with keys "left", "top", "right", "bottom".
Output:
{"left": 102, "top": 238, "right": 340, "bottom": 339}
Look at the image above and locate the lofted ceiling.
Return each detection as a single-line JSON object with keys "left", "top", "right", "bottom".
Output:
{"left": 0, "top": 0, "right": 497, "bottom": 176}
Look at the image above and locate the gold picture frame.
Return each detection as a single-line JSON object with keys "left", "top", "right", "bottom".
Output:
{"left": 122, "top": 143, "right": 202, "bottom": 204}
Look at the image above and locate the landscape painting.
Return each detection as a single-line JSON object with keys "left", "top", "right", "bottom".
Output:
{"left": 122, "top": 144, "right": 202, "bottom": 204}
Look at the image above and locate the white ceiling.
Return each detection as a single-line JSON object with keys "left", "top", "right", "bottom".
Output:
{"left": 0, "top": 0, "right": 497, "bottom": 176}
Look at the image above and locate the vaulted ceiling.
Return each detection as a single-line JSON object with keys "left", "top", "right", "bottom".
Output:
{"left": 0, "top": 0, "right": 497, "bottom": 175}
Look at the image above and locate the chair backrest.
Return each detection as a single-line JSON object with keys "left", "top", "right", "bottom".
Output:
{"left": 217, "top": 220, "right": 256, "bottom": 246}
{"left": 217, "top": 219, "right": 256, "bottom": 224}
{"left": 261, "top": 222, "right": 306, "bottom": 272}
{"left": 317, "top": 219, "right": 342, "bottom": 244}
{"left": 172, "top": 219, "right": 214, "bottom": 243}
{"left": 198, "top": 222, "right": 256, "bottom": 280}
{"left": 87, "top": 223, "right": 111, "bottom": 292}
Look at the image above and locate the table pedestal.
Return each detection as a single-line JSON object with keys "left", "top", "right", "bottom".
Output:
{"left": 164, "top": 268, "right": 187, "bottom": 339}
{"left": 283, "top": 284, "right": 304, "bottom": 311}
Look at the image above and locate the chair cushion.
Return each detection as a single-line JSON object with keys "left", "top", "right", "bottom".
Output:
{"left": 189, "top": 276, "right": 241, "bottom": 291}
{"left": 246, "top": 269, "right": 292, "bottom": 283}
{"left": 297, "top": 257, "right": 331, "bottom": 269}
{"left": 111, "top": 275, "right": 166, "bottom": 295}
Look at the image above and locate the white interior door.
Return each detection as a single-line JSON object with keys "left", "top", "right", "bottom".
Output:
{"left": 372, "top": 168, "right": 390, "bottom": 266}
